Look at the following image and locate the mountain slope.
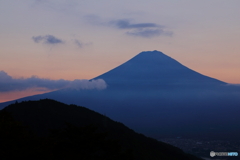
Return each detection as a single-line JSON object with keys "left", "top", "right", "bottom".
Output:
{"left": 1, "top": 99, "right": 202, "bottom": 160}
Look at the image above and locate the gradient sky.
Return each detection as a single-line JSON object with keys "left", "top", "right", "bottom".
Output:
{"left": 1, "top": 0, "right": 240, "bottom": 102}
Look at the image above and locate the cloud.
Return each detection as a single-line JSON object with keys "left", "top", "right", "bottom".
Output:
{"left": 84, "top": 15, "right": 173, "bottom": 38}
{"left": 32, "top": 35, "right": 64, "bottom": 44}
{"left": 127, "top": 28, "right": 173, "bottom": 38}
{"left": 0, "top": 71, "right": 107, "bottom": 92}
{"left": 74, "top": 39, "right": 83, "bottom": 48}
{"left": 112, "top": 19, "right": 160, "bottom": 29}
{"left": 109, "top": 19, "right": 173, "bottom": 38}
{"left": 0, "top": 71, "right": 12, "bottom": 82}
{"left": 72, "top": 39, "right": 93, "bottom": 48}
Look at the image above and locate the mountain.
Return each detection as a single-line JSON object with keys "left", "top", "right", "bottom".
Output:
{"left": 1, "top": 50, "right": 240, "bottom": 141}
{"left": 94, "top": 50, "right": 225, "bottom": 89}
{"left": 0, "top": 99, "right": 202, "bottom": 160}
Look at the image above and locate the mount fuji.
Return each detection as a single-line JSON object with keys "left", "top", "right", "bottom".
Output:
{"left": 1, "top": 50, "right": 240, "bottom": 140}
{"left": 94, "top": 50, "right": 225, "bottom": 88}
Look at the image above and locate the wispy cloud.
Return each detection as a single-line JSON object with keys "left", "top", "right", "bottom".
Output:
{"left": 72, "top": 39, "right": 93, "bottom": 48}
{"left": 0, "top": 71, "right": 107, "bottom": 92}
{"left": 32, "top": 35, "right": 64, "bottom": 44}
{"left": 112, "top": 19, "right": 160, "bottom": 29}
{"left": 111, "top": 19, "right": 173, "bottom": 38}
{"left": 74, "top": 39, "right": 83, "bottom": 48}
{"left": 127, "top": 28, "right": 173, "bottom": 38}
{"left": 84, "top": 16, "right": 173, "bottom": 38}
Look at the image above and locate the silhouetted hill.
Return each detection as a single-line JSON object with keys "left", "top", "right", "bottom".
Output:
{"left": 1, "top": 99, "right": 202, "bottom": 160}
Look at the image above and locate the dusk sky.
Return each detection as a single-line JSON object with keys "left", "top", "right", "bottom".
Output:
{"left": 1, "top": 0, "right": 240, "bottom": 102}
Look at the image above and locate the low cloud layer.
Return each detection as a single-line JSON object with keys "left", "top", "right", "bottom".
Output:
{"left": 32, "top": 35, "right": 64, "bottom": 44}
{"left": 0, "top": 71, "right": 107, "bottom": 92}
{"left": 111, "top": 19, "right": 173, "bottom": 38}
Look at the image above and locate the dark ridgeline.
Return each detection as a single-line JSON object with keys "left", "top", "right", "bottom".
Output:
{"left": 0, "top": 99, "right": 202, "bottom": 160}
{"left": 0, "top": 50, "right": 240, "bottom": 141}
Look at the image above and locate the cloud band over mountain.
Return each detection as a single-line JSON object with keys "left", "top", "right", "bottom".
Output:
{"left": 0, "top": 71, "right": 107, "bottom": 92}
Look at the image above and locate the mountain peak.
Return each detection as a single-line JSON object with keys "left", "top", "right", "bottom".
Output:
{"left": 128, "top": 50, "right": 182, "bottom": 67}
{"left": 137, "top": 50, "right": 172, "bottom": 58}
{"left": 139, "top": 50, "right": 164, "bottom": 54}
{"left": 105, "top": 50, "right": 181, "bottom": 73}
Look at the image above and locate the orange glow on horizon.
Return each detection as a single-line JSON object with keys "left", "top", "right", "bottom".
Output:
{"left": 0, "top": 88, "right": 55, "bottom": 103}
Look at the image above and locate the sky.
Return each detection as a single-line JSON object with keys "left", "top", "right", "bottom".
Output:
{"left": 0, "top": 0, "right": 240, "bottom": 102}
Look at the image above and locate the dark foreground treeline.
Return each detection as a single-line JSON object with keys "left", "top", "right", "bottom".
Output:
{"left": 0, "top": 99, "right": 202, "bottom": 160}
